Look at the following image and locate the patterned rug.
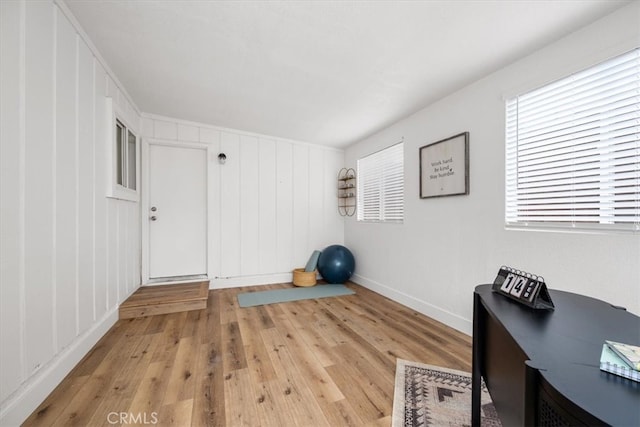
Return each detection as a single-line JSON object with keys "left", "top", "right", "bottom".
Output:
{"left": 392, "top": 359, "right": 502, "bottom": 427}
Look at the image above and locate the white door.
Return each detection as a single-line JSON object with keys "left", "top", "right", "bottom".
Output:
{"left": 148, "top": 144, "right": 207, "bottom": 279}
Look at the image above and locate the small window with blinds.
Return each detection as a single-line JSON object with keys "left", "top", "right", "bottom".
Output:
{"left": 357, "top": 142, "right": 404, "bottom": 223}
{"left": 505, "top": 48, "right": 639, "bottom": 232}
{"left": 115, "top": 118, "right": 137, "bottom": 191}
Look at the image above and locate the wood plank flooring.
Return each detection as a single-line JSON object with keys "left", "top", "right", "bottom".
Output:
{"left": 24, "top": 282, "right": 472, "bottom": 426}
{"left": 119, "top": 281, "right": 210, "bottom": 319}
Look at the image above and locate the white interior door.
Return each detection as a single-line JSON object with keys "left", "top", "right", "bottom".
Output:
{"left": 149, "top": 144, "right": 207, "bottom": 279}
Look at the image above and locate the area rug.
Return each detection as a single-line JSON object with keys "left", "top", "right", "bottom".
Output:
{"left": 392, "top": 359, "right": 501, "bottom": 427}
{"left": 237, "top": 284, "right": 355, "bottom": 308}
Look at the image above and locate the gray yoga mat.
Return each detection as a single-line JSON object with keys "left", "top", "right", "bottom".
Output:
{"left": 237, "top": 284, "right": 355, "bottom": 308}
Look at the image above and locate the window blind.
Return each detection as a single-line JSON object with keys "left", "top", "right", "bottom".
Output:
{"left": 357, "top": 142, "right": 404, "bottom": 222}
{"left": 505, "top": 48, "right": 640, "bottom": 232}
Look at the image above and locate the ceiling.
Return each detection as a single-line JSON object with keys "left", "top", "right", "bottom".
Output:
{"left": 65, "top": 0, "right": 629, "bottom": 148}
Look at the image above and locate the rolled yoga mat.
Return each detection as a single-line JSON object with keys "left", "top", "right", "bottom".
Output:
{"left": 304, "top": 250, "right": 322, "bottom": 272}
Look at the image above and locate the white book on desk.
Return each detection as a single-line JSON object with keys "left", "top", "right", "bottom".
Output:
{"left": 600, "top": 344, "right": 640, "bottom": 383}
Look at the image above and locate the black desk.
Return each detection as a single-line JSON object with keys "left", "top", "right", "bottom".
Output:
{"left": 472, "top": 284, "right": 640, "bottom": 426}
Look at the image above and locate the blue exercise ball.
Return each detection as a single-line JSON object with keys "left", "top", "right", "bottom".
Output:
{"left": 317, "top": 245, "right": 355, "bottom": 284}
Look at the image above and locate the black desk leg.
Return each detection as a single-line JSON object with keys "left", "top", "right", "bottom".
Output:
{"left": 471, "top": 292, "right": 482, "bottom": 427}
{"left": 524, "top": 361, "right": 540, "bottom": 427}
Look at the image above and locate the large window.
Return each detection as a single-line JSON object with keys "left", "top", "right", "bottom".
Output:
{"left": 505, "top": 48, "right": 639, "bottom": 232}
{"left": 357, "top": 142, "right": 404, "bottom": 223}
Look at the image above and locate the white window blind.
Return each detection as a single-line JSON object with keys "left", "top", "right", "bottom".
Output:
{"left": 357, "top": 142, "right": 404, "bottom": 222}
{"left": 505, "top": 48, "right": 640, "bottom": 232}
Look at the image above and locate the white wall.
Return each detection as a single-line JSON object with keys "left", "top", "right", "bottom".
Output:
{"left": 0, "top": 0, "right": 141, "bottom": 424}
{"left": 140, "top": 115, "right": 345, "bottom": 288}
{"left": 345, "top": 2, "right": 640, "bottom": 335}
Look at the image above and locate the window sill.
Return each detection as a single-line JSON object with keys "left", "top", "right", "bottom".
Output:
{"left": 107, "top": 186, "right": 139, "bottom": 203}
{"left": 505, "top": 223, "right": 639, "bottom": 235}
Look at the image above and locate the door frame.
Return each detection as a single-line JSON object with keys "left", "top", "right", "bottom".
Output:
{"left": 141, "top": 138, "right": 211, "bottom": 285}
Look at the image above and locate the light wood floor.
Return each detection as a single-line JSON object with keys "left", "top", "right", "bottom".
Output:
{"left": 24, "top": 282, "right": 472, "bottom": 426}
{"left": 119, "top": 281, "right": 210, "bottom": 319}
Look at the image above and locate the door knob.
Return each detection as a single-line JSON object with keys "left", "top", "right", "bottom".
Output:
{"left": 150, "top": 216, "right": 157, "bottom": 221}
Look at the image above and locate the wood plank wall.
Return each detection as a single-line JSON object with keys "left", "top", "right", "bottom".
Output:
{"left": 1, "top": 1, "right": 346, "bottom": 423}
{"left": 142, "top": 115, "right": 345, "bottom": 286}
{"left": 0, "top": 0, "right": 141, "bottom": 421}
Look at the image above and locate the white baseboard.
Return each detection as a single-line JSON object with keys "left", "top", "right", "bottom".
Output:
{"left": 143, "top": 275, "right": 209, "bottom": 286}
{"left": 352, "top": 273, "right": 472, "bottom": 336}
{"left": 211, "top": 272, "right": 299, "bottom": 289}
{"left": 0, "top": 307, "right": 119, "bottom": 426}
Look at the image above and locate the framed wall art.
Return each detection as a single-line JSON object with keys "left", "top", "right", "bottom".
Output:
{"left": 419, "top": 132, "right": 469, "bottom": 198}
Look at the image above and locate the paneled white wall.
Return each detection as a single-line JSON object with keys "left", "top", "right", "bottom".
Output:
{"left": 0, "top": 1, "right": 141, "bottom": 424}
{"left": 141, "top": 115, "right": 345, "bottom": 287}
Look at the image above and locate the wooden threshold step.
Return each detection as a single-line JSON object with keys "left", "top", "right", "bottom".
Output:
{"left": 119, "top": 281, "right": 209, "bottom": 319}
